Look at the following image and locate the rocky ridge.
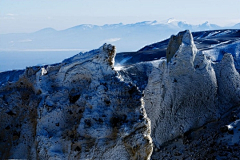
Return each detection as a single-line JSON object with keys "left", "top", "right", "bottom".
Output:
{"left": 119, "top": 30, "right": 240, "bottom": 159}
{"left": 0, "top": 44, "right": 152, "bottom": 159}
{"left": 1, "top": 30, "right": 240, "bottom": 159}
{"left": 115, "top": 29, "right": 240, "bottom": 69}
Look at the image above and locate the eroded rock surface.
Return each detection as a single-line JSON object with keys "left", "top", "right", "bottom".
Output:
{"left": 1, "top": 30, "right": 240, "bottom": 159}
{"left": 119, "top": 30, "right": 240, "bottom": 158}
{"left": 0, "top": 44, "right": 153, "bottom": 160}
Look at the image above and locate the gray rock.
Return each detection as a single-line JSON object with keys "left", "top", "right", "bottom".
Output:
{"left": 1, "top": 30, "right": 240, "bottom": 159}
{"left": 120, "top": 30, "right": 240, "bottom": 149}
{"left": 166, "top": 30, "right": 184, "bottom": 62}
{"left": 0, "top": 44, "right": 153, "bottom": 160}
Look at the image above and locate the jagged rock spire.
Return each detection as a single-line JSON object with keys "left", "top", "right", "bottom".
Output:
{"left": 166, "top": 30, "right": 194, "bottom": 62}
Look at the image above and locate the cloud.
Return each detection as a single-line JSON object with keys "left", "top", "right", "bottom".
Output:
{"left": 1, "top": 13, "right": 18, "bottom": 20}
{"left": 103, "top": 38, "right": 121, "bottom": 43}
{"left": 19, "top": 39, "right": 32, "bottom": 43}
{"left": 6, "top": 13, "right": 17, "bottom": 16}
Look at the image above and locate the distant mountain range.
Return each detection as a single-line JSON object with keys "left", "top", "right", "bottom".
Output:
{"left": 0, "top": 19, "right": 239, "bottom": 52}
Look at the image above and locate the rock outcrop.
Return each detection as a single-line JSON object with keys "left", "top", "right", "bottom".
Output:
{"left": 0, "top": 44, "right": 153, "bottom": 159}
{"left": 115, "top": 29, "right": 240, "bottom": 68}
{"left": 1, "top": 30, "right": 240, "bottom": 159}
{"left": 119, "top": 30, "right": 240, "bottom": 159}
{"left": 166, "top": 30, "right": 185, "bottom": 62}
{"left": 144, "top": 30, "right": 220, "bottom": 146}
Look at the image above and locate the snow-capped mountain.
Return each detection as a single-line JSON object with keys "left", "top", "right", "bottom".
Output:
{"left": 0, "top": 20, "right": 238, "bottom": 52}
{"left": 233, "top": 23, "right": 240, "bottom": 29}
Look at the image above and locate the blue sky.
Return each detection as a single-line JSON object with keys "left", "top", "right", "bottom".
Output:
{"left": 0, "top": 0, "right": 239, "bottom": 34}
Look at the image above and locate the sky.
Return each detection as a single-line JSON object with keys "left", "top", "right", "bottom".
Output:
{"left": 0, "top": 0, "right": 239, "bottom": 34}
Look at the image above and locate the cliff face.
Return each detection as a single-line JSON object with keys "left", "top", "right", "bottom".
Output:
{"left": 1, "top": 30, "right": 240, "bottom": 159}
{"left": 119, "top": 30, "right": 240, "bottom": 159}
{"left": 143, "top": 30, "right": 240, "bottom": 147}
{"left": 0, "top": 44, "right": 153, "bottom": 159}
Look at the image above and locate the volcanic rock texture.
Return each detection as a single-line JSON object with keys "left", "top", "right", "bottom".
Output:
{"left": 1, "top": 30, "right": 240, "bottom": 159}
{"left": 119, "top": 30, "right": 240, "bottom": 159}
{"left": 0, "top": 44, "right": 152, "bottom": 160}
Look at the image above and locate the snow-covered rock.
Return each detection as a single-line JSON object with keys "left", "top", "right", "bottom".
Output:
{"left": 116, "top": 29, "right": 240, "bottom": 68}
{"left": 120, "top": 30, "right": 240, "bottom": 151}
{"left": 143, "top": 30, "right": 218, "bottom": 147}
{"left": 1, "top": 30, "right": 240, "bottom": 159}
{"left": 0, "top": 44, "right": 153, "bottom": 159}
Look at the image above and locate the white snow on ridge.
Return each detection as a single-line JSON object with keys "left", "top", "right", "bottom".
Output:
{"left": 114, "top": 65, "right": 123, "bottom": 71}
{"left": 214, "top": 30, "right": 232, "bottom": 37}
{"left": 202, "top": 40, "right": 240, "bottom": 62}
{"left": 218, "top": 119, "right": 240, "bottom": 145}
{"left": 205, "top": 31, "right": 221, "bottom": 38}
{"left": 118, "top": 56, "right": 132, "bottom": 65}
{"left": 114, "top": 56, "right": 133, "bottom": 71}
{"left": 167, "top": 18, "right": 178, "bottom": 24}
{"left": 210, "top": 40, "right": 231, "bottom": 48}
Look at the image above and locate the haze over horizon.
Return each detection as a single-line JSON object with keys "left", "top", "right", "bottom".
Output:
{"left": 0, "top": 0, "right": 239, "bottom": 34}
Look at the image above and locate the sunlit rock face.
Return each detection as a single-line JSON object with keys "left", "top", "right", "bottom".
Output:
{"left": 0, "top": 44, "right": 153, "bottom": 160}
{"left": 143, "top": 30, "right": 220, "bottom": 146}
{"left": 119, "top": 30, "right": 240, "bottom": 158}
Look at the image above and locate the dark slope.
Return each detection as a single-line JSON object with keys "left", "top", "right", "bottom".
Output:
{"left": 115, "top": 29, "right": 240, "bottom": 66}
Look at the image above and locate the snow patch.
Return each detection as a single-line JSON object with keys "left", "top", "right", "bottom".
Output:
{"left": 114, "top": 65, "right": 123, "bottom": 71}
{"left": 41, "top": 67, "right": 47, "bottom": 76}
{"left": 219, "top": 119, "right": 240, "bottom": 145}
